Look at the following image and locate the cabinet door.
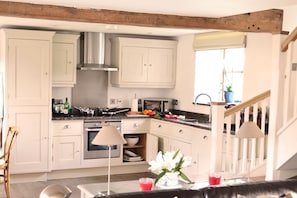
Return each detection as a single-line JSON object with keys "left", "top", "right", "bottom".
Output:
{"left": 52, "top": 42, "right": 76, "bottom": 86}
{"left": 121, "top": 46, "right": 148, "bottom": 83}
{"left": 148, "top": 48, "right": 174, "bottom": 85}
{"left": 192, "top": 130, "right": 211, "bottom": 176}
{"left": 170, "top": 139, "right": 192, "bottom": 176}
{"left": 7, "top": 39, "right": 50, "bottom": 105}
{"left": 8, "top": 106, "right": 49, "bottom": 173}
{"left": 146, "top": 133, "right": 158, "bottom": 162}
{"left": 52, "top": 136, "right": 81, "bottom": 170}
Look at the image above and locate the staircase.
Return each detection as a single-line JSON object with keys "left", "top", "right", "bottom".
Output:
{"left": 210, "top": 91, "right": 270, "bottom": 178}
{"left": 209, "top": 27, "right": 297, "bottom": 180}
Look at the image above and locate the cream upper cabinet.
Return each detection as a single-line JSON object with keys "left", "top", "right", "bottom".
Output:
{"left": 111, "top": 37, "right": 177, "bottom": 88}
{"left": 6, "top": 33, "right": 52, "bottom": 106}
{"left": 52, "top": 34, "right": 79, "bottom": 87}
{"left": 0, "top": 28, "right": 55, "bottom": 173}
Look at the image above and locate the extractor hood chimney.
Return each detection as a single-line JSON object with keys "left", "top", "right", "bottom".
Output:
{"left": 77, "top": 32, "right": 118, "bottom": 71}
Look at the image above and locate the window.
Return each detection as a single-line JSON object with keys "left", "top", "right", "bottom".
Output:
{"left": 194, "top": 47, "right": 244, "bottom": 104}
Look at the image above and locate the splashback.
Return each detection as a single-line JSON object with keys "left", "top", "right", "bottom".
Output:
{"left": 72, "top": 70, "right": 108, "bottom": 108}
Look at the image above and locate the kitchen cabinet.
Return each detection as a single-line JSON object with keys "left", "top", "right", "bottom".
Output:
{"left": 0, "top": 29, "right": 55, "bottom": 173}
{"left": 52, "top": 120, "right": 83, "bottom": 170}
{"left": 110, "top": 37, "right": 177, "bottom": 88}
{"left": 191, "top": 130, "right": 211, "bottom": 176}
{"left": 121, "top": 119, "right": 157, "bottom": 164}
{"left": 7, "top": 106, "right": 49, "bottom": 173}
{"left": 52, "top": 34, "right": 80, "bottom": 87}
{"left": 6, "top": 32, "right": 52, "bottom": 106}
{"left": 150, "top": 119, "right": 211, "bottom": 176}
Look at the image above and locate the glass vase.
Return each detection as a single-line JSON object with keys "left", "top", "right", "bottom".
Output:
{"left": 158, "top": 172, "right": 179, "bottom": 188}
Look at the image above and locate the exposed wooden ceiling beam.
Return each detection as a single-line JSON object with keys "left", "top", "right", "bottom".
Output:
{"left": 0, "top": 1, "right": 283, "bottom": 33}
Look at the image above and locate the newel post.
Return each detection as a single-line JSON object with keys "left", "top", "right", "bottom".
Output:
{"left": 209, "top": 102, "right": 226, "bottom": 173}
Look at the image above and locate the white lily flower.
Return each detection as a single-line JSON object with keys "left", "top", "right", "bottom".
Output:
{"left": 148, "top": 150, "right": 192, "bottom": 184}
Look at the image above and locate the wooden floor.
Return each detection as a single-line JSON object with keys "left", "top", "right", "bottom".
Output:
{"left": 0, "top": 172, "right": 155, "bottom": 198}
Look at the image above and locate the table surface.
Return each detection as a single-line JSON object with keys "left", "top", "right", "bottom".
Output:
{"left": 77, "top": 177, "right": 249, "bottom": 197}
{"left": 78, "top": 180, "right": 145, "bottom": 197}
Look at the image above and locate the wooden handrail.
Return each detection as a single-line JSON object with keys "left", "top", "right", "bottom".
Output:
{"left": 224, "top": 90, "right": 270, "bottom": 117}
{"left": 281, "top": 27, "right": 297, "bottom": 52}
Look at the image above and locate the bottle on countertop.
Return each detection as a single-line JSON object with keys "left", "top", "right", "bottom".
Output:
{"left": 64, "top": 97, "right": 70, "bottom": 114}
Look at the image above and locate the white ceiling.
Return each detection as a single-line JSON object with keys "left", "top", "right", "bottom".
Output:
{"left": 1, "top": 0, "right": 297, "bottom": 36}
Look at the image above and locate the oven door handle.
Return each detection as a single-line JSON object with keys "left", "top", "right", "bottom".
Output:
{"left": 85, "top": 128, "right": 101, "bottom": 132}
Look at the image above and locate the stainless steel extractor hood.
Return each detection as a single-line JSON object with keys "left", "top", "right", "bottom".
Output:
{"left": 77, "top": 32, "right": 118, "bottom": 71}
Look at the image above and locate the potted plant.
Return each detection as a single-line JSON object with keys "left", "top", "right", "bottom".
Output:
{"left": 224, "top": 85, "right": 234, "bottom": 103}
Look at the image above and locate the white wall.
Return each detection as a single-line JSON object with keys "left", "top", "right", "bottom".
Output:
{"left": 242, "top": 33, "right": 272, "bottom": 100}
{"left": 165, "top": 34, "right": 210, "bottom": 114}
{"left": 282, "top": 5, "right": 297, "bottom": 32}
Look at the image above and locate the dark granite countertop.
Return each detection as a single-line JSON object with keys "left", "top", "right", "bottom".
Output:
{"left": 52, "top": 110, "right": 211, "bottom": 130}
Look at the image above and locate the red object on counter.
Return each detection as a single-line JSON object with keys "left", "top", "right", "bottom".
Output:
{"left": 139, "top": 178, "right": 153, "bottom": 191}
{"left": 165, "top": 114, "right": 178, "bottom": 119}
{"left": 209, "top": 175, "right": 221, "bottom": 185}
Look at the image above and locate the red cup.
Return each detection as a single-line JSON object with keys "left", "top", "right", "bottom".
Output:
{"left": 209, "top": 173, "right": 221, "bottom": 185}
{"left": 139, "top": 178, "right": 153, "bottom": 191}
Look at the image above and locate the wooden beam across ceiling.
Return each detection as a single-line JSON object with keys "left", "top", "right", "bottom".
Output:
{"left": 0, "top": 1, "right": 283, "bottom": 33}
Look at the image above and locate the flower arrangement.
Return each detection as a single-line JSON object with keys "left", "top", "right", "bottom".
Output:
{"left": 148, "top": 150, "right": 192, "bottom": 185}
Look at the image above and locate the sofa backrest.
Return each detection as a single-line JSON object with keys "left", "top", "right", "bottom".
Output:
{"left": 95, "top": 179, "right": 297, "bottom": 198}
{"left": 95, "top": 189, "right": 204, "bottom": 198}
{"left": 203, "top": 179, "right": 297, "bottom": 198}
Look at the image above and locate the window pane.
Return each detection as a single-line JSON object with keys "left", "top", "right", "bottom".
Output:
{"left": 194, "top": 48, "right": 244, "bottom": 104}
{"left": 195, "top": 49, "right": 224, "bottom": 103}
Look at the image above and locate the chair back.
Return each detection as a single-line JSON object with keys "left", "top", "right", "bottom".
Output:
{"left": 3, "top": 127, "right": 19, "bottom": 164}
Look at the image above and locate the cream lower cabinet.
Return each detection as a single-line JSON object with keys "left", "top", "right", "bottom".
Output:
{"left": 191, "top": 130, "right": 211, "bottom": 177}
{"left": 150, "top": 119, "right": 211, "bottom": 177}
{"left": 52, "top": 33, "right": 79, "bottom": 87}
{"left": 111, "top": 37, "right": 176, "bottom": 88}
{"left": 121, "top": 119, "right": 157, "bottom": 164}
{"left": 52, "top": 120, "right": 83, "bottom": 170}
{"left": 8, "top": 106, "right": 50, "bottom": 173}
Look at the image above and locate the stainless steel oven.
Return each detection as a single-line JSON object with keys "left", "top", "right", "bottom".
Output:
{"left": 83, "top": 119, "right": 122, "bottom": 159}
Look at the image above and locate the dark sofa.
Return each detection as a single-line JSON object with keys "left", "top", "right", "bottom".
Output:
{"left": 95, "top": 179, "right": 297, "bottom": 198}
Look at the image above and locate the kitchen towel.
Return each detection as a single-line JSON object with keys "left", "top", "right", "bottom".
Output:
{"left": 131, "top": 98, "right": 138, "bottom": 112}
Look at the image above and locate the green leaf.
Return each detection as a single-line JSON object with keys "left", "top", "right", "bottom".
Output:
{"left": 179, "top": 171, "right": 193, "bottom": 184}
{"left": 154, "top": 171, "right": 166, "bottom": 185}
{"left": 174, "top": 157, "right": 184, "bottom": 172}
{"left": 173, "top": 150, "right": 180, "bottom": 159}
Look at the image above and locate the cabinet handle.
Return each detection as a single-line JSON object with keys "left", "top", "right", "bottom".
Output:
{"left": 158, "top": 125, "right": 162, "bottom": 128}
{"left": 193, "top": 161, "right": 197, "bottom": 164}
{"left": 203, "top": 135, "right": 208, "bottom": 140}
{"left": 133, "top": 123, "right": 138, "bottom": 127}
{"left": 149, "top": 64, "right": 152, "bottom": 67}
{"left": 64, "top": 125, "right": 70, "bottom": 129}
{"left": 178, "top": 129, "right": 183, "bottom": 133}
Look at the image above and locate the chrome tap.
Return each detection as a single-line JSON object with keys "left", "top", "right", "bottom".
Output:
{"left": 194, "top": 93, "right": 212, "bottom": 123}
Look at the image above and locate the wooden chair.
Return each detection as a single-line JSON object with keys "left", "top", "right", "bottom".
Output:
{"left": 0, "top": 127, "right": 19, "bottom": 198}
